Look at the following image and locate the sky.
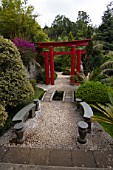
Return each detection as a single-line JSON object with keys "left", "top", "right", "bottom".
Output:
{"left": 28, "top": 0, "right": 111, "bottom": 28}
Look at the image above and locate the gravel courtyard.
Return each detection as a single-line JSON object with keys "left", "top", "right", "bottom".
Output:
{"left": 0, "top": 72, "right": 113, "bottom": 150}
{"left": 0, "top": 101, "right": 113, "bottom": 150}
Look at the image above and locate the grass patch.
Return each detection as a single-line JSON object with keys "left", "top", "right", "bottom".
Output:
{"left": 99, "top": 121, "right": 113, "bottom": 138}
{"left": 33, "top": 87, "right": 45, "bottom": 100}
{"left": 0, "top": 87, "right": 45, "bottom": 136}
{"left": 93, "top": 111, "right": 113, "bottom": 138}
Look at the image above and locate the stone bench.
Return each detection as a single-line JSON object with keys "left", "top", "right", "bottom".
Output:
{"left": 80, "top": 101, "right": 93, "bottom": 132}
{"left": 34, "top": 99, "right": 40, "bottom": 111}
{"left": 75, "top": 98, "right": 82, "bottom": 109}
{"left": 12, "top": 103, "right": 36, "bottom": 124}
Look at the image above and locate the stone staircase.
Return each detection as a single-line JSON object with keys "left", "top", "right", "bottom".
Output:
{"left": 41, "top": 89, "right": 55, "bottom": 102}
{"left": 0, "top": 163, "right": 111, "bottom": 170}
{"left": 63, "top": 90, "right": 74, "bottom": 102}
{"left": 42, "top": 89, "right": 74, "bottom": 102}
{"left": 0, "top": 146, "right": 113, "bottom": 170}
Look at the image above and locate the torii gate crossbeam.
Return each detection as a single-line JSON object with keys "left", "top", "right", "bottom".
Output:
{"left": 36, "top": 39, "right": 91, "bottom": 85}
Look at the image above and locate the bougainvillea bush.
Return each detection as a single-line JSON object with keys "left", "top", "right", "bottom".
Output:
{"left": 13, "top": 38, "right": 37, "bottom": 69}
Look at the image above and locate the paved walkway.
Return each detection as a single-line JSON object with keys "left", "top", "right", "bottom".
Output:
{"left": 0, "top": 146, "right": 113, "bottom": 169}
{"left": 0, "top": 72, "right": 113, "bottom": 170}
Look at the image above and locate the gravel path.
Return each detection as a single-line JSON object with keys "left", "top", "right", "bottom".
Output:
{"left": 0, "top": 72, "right": 113, "bottom": 150}
{"left": 0, "top": 101, "right": 113, "bottom": 150}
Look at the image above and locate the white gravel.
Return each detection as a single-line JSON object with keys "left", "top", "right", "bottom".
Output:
{"left": 0, "top": 101, "right": 113, "bottom": 150}
{"left": 0, "top": 72, "right": 113, "bottom": 150}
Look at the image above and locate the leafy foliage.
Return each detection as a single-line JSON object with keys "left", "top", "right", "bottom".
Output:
{"left": 91, "top": 93, "right": 113, "bottom": 125}
{"left": 97, "top": 1, "right": 113, "bottom": 51}
{"left": 76, "top": 11, "right": 93, "bottom": 39}
{"left": 75, "top": 81, "right": 113, "bottom": 104}
{"left": 88, "top": 60, "right": 113, "bottom": 87}
{"left": 13, "top": 38, "right": 37, "bottom": 67}
{"left": 30, "top": 79, "right": 36, "bottom": 91}
{"left": 0, "top": 0, "right": 48, "bottom": 41}
{"left": 44, "top": 14, "right": 76, "bottom": 41}
{"left": 0, "top": 104, "right": 8, "bottom": 127}
{"left": 0, "top": 36, "right": 34, "bottom": 107}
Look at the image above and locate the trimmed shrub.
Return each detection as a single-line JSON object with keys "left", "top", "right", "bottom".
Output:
{"left": 75, "top": 81, "right": 113, "bottom": 104}
{"left": 0, "top": 104, "right": 8, "bottom": 127}
{"left": 0, "top": 36, "right": 34, "bottom": 107}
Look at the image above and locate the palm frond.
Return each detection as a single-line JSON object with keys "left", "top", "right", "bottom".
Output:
{"left": 91, "top": 93, "right": 113, "bottom": 125}
{"left": 108, "top": 93, "right": 113, "bottom": 105}
{"left": 101, "top": 69, "right": 113, "bottom": 75}
{"left": 91, "top": 115, "right": 113, "bottom": 124}
{"left": 91, "top": 104, "right": 109, "bottom": 117}
{"left": 100, "top": 61, "right": 113, "bottom": 70}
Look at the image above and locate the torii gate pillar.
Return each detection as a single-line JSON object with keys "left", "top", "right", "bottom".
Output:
{"left": 76, "top": 50, "right": 81, "bottom": 73}
{"left": 70, "top": 45, "right": 76, "bottom": 85}
{"left": 49, "top": 46, "right": 54, "bottom": 85}
{"left": 44, "top": 51, "right": 50, "bottom": 85}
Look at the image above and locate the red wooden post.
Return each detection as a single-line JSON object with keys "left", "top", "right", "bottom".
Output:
{"left": 49, "top": 46, "right": 54, "bottom": 85}
{"left": 44, "top": 51, "right": 50, "bottom": 85}
{"left": 70, "top": 45, "right": 76, "bottom": 85}
{"left": 76, "top": 50, "right": 81, "bottom": 73}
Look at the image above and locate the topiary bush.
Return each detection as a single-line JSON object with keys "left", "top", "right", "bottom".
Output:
{"left": 0, "top": 36, "right": 34, "bottom": 107}
{"left": 75, "top": 81, "right": 113, "bottom": 104}
{"left": 0, "top": 104, "right": 8, "bottom": 127}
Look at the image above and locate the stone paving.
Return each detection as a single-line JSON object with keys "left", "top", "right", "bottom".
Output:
{"left": 0, "top": 146, "right": 113, "bottom": 169}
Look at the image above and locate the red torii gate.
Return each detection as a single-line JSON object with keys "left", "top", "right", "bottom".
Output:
{"left": 36, "top": 39, "right": 91, "bottom": 85}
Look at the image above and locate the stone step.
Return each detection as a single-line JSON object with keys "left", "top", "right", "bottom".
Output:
{"left": 42, "top": 90, "right": 55, "bottom": 102}
{"left": 42, "top": 90, "right": 75, "bottom": 102}
{"left": 0, "top": 163, "right": 111, "bottom": 170}
{"left": 0, "top": 146, "right": 113, "bottom": 169}
{"left": 63, "top": 90, "right": 74, "bottom": 102}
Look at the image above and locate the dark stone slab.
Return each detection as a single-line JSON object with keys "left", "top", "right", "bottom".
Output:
{"left": 49, "top": 149, "right": 72, "bottom": 167}
{"left": 29, "top": 148, "right": 50, "bottom": 165}
{"left": 0, "top": 163, "right": 112, "bottom": 170}
{"left": 2, "top": 147, "right": 30, "bottom": 164}
{"left": 0, "top": 145, "right": 9, "bottom": 162}
{"left": 93, "top": 150, "right": 113, "bottom": 168}
{"left": 72, "top": 150, "right": 96, "bottom": 168}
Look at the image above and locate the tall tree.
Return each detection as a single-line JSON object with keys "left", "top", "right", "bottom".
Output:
{"left": 45, "top": 14, "right": 76, "bottom": 40}
{"left": 97, "top": 1, "right": 113, "bottom": 51}
{"left": 76, "top": 11, "right": 93, "bottom": 39}
{"left": 0, "top": 0, "right": 48, "bottom": 41}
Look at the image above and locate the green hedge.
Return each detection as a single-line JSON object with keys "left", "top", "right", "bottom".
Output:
{"left": 0, "top": 36, "right": 34, "bottom": 107}
{"left": 75, "top": 81, "right": 113, "bottom": 104}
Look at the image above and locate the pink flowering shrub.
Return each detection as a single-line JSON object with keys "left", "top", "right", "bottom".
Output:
{"left": 13, "top": 38, "right": 37, "bottom": 68}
